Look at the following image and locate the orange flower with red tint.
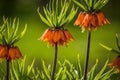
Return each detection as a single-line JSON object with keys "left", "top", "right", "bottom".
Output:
{"left": 74, "top": 11, "right": 110, "bottom": 31}
{"left": 109, "top": 56, "right": 120, "bottom": 73}
{"left": 40, "top": 28, "right": 74, "bottom": 46}
{"left": 74, "top": 12, "right": 86, "bottom": 26}
{"left": 0, "top": 45, "right": 8, "bottom": 59}
{"left": 96, "top": 11, "right": 110, "bottom": 26}
{"left": 0, "top": 45, "right": 23, "bottom": 61}
{"left": 7, "top": 46, "right": 23, "bottom": 61}
{"left": 0, "top": 17, "right": 26, "bottom": 61}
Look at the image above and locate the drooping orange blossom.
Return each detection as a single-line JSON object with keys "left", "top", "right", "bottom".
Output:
{"left": 0, "top": 17, "right": 27, "bottom": 61}
{"left": 0, "top": 45, "right": 23, "bottom": 61}
{"left": 40, "top": 28, "right": 74, "bottom": 46}
{"left": 74, "top": 11, "right": 110, "bottom": 31}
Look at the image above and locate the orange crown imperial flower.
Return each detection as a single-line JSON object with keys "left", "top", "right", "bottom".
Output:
{"left": 0, "top": 45, "right": 23, "bottom": 61}
{"left": 0, "top": 17, "right": 27, "bottom": 61}
{"left": 73, "top": 0, "right": 110, "bottom": 31}
{"left": 74, "top": 11, "right": 110, "bottom": 31}
{"left": 109, "top": 56, "right": 120, "bottom": 73}
{"left": 40, "top": 28, "right": 74, "bottom": 46}
{"left": 38, "top": 0, "right": 77, "bottom": 46}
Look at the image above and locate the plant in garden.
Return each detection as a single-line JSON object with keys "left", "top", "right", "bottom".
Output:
{"left": 1, "top": 55, "right": 114, "bottom": 80}
{"left": 72, "top": 0, "right": 110, "bottom": 80}
{"left": 0, "top": 57, "right": 35, "bottom": 80}
{"left": 37, "top": 0, "right": 77, "bottom": 79}
{"left": 100, "top": 34, "right": 120, "bottom": 73}
{"left": 0, "top": 17, "right": 27, "bottom": 80}
{"left": 37, "top": 55, "right": 115, "bottom": 80}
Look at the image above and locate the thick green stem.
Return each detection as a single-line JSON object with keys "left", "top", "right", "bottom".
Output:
{"left": 51, "top": 43, "right": 58, "bottom": 80}
{"left": 6, "top": 60, "right": 9, "bottom": 80}
{"left": 83, "top": 30, "right": 91, "bottom": 80}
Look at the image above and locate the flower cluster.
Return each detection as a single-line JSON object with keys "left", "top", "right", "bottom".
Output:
{"left": 40, "top": 28, "right": 74, "bottom": 46}
{"left": 74, "top": 11, "right": 110, "bottom": 31}
{"left": 109, "top": 56, "right": 120, "bottom": 73}
{"left": 0, "top": 45, "right": 23, "bottom": 61}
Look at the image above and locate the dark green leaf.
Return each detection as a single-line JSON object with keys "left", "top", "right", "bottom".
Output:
{"left": 99, "top": 43, "right": 120, "bottom": 55}
{"left": 94, "top": 60, "right": 108, "bottom": 80}
{"left": 37, "top": 8, "right": 51, "bottom": 27}
{"left": 72, "top": 0, "right": 87, "bottom": 11}
{"left": 116, "top": 34, "right": 120, "bottom": 50}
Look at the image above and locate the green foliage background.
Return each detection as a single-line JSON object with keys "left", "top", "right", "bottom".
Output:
{"left": 0, "top": 0, "right": 120, "bottom": 78}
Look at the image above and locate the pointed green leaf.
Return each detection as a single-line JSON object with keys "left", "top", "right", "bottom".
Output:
{"left": 12, "top": 17, "right": 16, "bottom": 31}
{"left": 37, "top": 8, "right": 51, "bottom": 27}
{"left": 94, "top": 60, "right": 108, "bottom": 80}
{"left": 89, "top": 59, "right": 98, "bottom": 80}
{"left": 20, "top": 57, "right": 26, "bottom": 76}
{"left": 84, "top": 0, "right": 89, "bottom": 6}
{"left": 6, "top": 20, "right": 10, "bottom": 39}
{"left": 10, "top": 69, "right": 15, "bottom": 80}
{"left": 27, "top": 59, "right": 35, "bottom": 75}
{"left": 12, "top": 18, "right": 19, "bottom": 38}
{"left": 11, "top": 24, "right": 27, "bottom": 44}
{"left": 94, "top": 0, "right": 102, "bottom": 10}
{"left": 116, "top": 34, "right": 120, "bottom": 50}
{"left": 72, "top": 0, "right": 87, "bottom": 11}
{"left": 0, "top": 21, "right": 6, "bottom": 33}
{"left": 43, "top": 7, "right": 54, "bottom": 27}
{"left": 99, "top": 43, "right": 120, "bottom": 55}
{"left": 98, "top": 0, "right": 110, "bottom": 9}
{"left": 55, "top": 67, "right": 63, "bottom": 80}
{"left": 12, "top": 61, "right": 19, "bottom": 80}
{"left": 42, "top": 60, "right": 50, "bottom": 79}
{"left": 58, "top": 0, "right": 68, "bottom": 24}
{"left": 99, "top": 68, "right": 114, "bottom": 80}
{"left": 77, "top": 54, "right": 82, "bottom": 78}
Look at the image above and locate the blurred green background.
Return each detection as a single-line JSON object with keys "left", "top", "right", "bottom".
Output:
{"left": 0, "top": 0, "right": 120, "bottom": 75}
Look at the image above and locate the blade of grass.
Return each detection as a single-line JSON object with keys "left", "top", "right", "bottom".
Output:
{"left": 72, "top": 0, "right": 87, "bottom": 11}
{"left": 37, "top": 8, "right": 51, "bottom": 27}
{"left": 89, "top": 59, "right": 98, "bottom": 80}
{"left": 116, "top": 34, "right": 120, "bottom": 50}
{"left": 27, "top": 59, "right": 35, "bottom": 75}
{"left": 99, "top": 43, "right": 120, "bottom": 55}
{"left": 94, "top": 60, "right": 108, "bottom": 80}
{"left": 42, "top": 60, "right": 50, "bottom": 79}
{"left": 11, "top": 61, "right": 19, "bottom": 80}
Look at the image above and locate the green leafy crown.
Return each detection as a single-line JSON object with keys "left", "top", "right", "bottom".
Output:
{"left": 0, "top": 17, "right": 27, "bottom": 46}
{"left": 37, "top": 0, "right": 78, "bottom": 28}
{"left": 72, "top": 0, "right": 110, "bottom": 12}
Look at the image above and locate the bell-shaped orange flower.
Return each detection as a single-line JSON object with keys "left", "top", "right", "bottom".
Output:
{"left": 74, "top": 11, "right": 110, "bottom": 31}
{"left": 0, "top": 45, "right": 8, "bottom": 59}
{"left": 0, "top": 45, "right": 23, "bottom": 61}
{"left": 109, "top": 56, "right": 120, "bottom": 73}
{"left": 74, "top": 12, "right": 86, "bottom": 26}
{"left": 7, "top": 47, "right": 23, "bottom": 61}
{"left": 40, "top": 29, "right": 74, "bottom": 46}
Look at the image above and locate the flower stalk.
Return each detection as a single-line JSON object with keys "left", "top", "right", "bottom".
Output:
{"left": 73, "top": 0, "right": 110, "bottom": 80}
{"left": 51, "top": 43, "right": 58, "bottom": 80}
{"left": 83, "top": 30, "right": 91, "bottom": 80}
{"left": 6, "top": 60, "right": 9, "bottom": 80}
